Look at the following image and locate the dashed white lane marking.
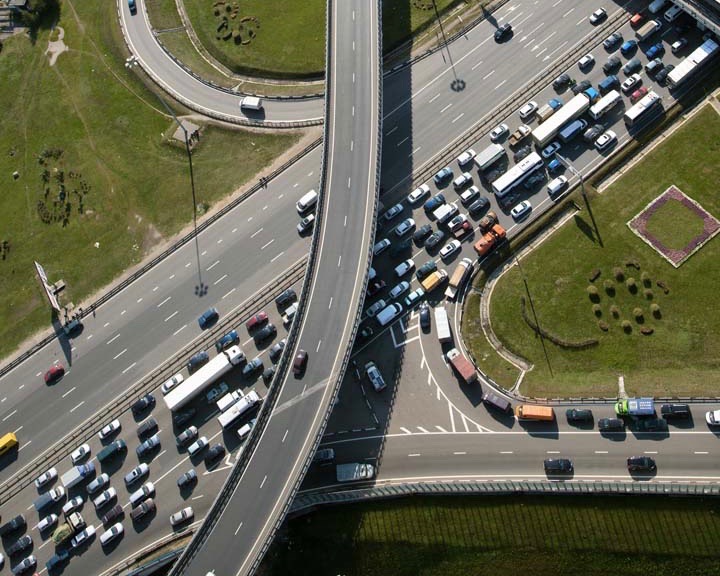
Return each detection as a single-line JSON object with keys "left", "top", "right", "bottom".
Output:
{"left": 563, "top": 7, "right": 574, "bottom": 17}
{"left": 260, "top": 475, "right": 267, "bottom": 489}
{"left": 451, "top": 113, "right": 465, "bottom": 124}
{"left": 482, "top": 70, "right": 495, "bottom": 80}
{"left": 164, "top": 311, "right": 179, "bottom": 322}
{"left": 122, "top": 363, "right": 136, "bottom": 374}
{"left": 500, "top": 451, "right": 514, "bottom": 454}
{"left": 595, "top": 450, "right": 609, "bottom": 454}
{"left": 153, "top": 286, "right": 159, "bottom": 291}
{"left": 214, "top": 274, "right": 227, "bottom": 285}
{"left": 18, "top": 440, "right": 32, "bottom": 451}
{"left": 173, "top": 324, "right": 187, "bottom": 336}
{"left": 261, "top": 239, "right": 274, "bottom": 250}
{"left": 169, "top": 274, "right": 175, "bottom": 280}
{"left": 495, "top": 80, "right": 507, "bottom": 90}
{"left": 113, "top": 348, "right": 127, "bottom": 360}
{"left": 695, "top": 451, "right": 709, "bottom": 455}
{"left": 192, "top": 494, "right": 204, "bottom": 500}
{"left": 217, "top": 238, "right": 223, "bottom": 244}
{"left": 453, "top": 451, "right": 467, "bottom": 455}
{"left": 386, "top": 126, "right": 398, "bottom": 135}
{"left": 644, "top": 451, "right": 658, "bottom": 454}
{"left": 206, "top": 260, "right": 220, "bottom": 271}
{"left": 120, "top": 310, "right": 126, "bottom": 316}
{"left": 86, "top": 334, "right": 93, "bottom": 340}
{"left": 270, "top": 252, "right": 284, "bottom": 263}
{"left": 232, "top": 227, "right": 238, "bottom": 233}
{"left": 104, "top": 322, "right": 110, "bottom": 327}
{"left": 70, "top": 401, "right": 85, "bottom": 413}
{"left": 282, "top": 429, "right": 288, "bottom": 443}
{"left": 251, "top": 228, "right": 263, "bottom": 238}
{"left": 201, "top": 250, "right": 207, "bottom": 256}
{"left": 408, "top": 453, "right": 421, "bottom": 457}
{"left": 235, "top": 522, "right": 243, "bottom": 536}
{"left": 106, "top": 334, "right": 120, "bottom": 345}
{"left": 440, "top": 103, "right": 453, "bottom": 113}
{"left": 157, "top": 296, "right": 171, "bottom": 307}
{"left": 397, "top": 136, "right": 409, "bottom": 147}
{"left": 2, "top": 409, "right": 17, "bottom": 422}
{"left": 62, "top": 387, "right": 76, "bottom": 398}
{"left": 471, "top": 60, "right": 483, "bottom": 71}
{"left": 429, "top": 93, "right": 441, "bottom": 103}
{"left": 315, "top": 340, "right": 322, "bottom": 353}
{"left": 13, "top": 426, "right": 23, "bottom": 434}
{"left": 222, "top": 288, "right": 236, "bottom": 299}
{"left": 18, "top": 385, "right": 24, "bottom": 390}
{"left": 546, "top": 450, "right": 560, "bottom": 454}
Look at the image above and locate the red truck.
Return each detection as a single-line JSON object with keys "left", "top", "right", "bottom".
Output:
{"left": 473, "top": 223, "right": 506, "bottom": 257}
{"left": 448, "top": 214, "right": 473, "bottom": 238}
{"left": 446, "top": 348, "right": 478, "bottom": 384}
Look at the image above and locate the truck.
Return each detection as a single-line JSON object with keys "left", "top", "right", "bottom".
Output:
{"left": 60, "top": 463, "right": 95, "bottom": 489}
{"left": 434, "top": 305, "right": 452, "bottom": 343}
{"left": 446, "top": 348, "right": 478, "bottom": 384}
{"left": 433, "top": 202, "right": 458, "bottom": 225}
{"left": 508, "top": 124, "right": 531, "bottom": 147}
{"left": 515, "top": 405, "right": 555, "bottom": 421}
{"left": 558, "top": 118, "right": 588, "bottom": 143}
{"left": 282, "top": 302, "right": 299, "bottom": 325}
{"left": 615, "top": 397, "right": 655, "bottom": 417}
{"left": 216, "top": 389, "right": 244, "bottom": 413}
{"left": 449, "top": 214, "right": 472, "bottom": 239}
{"left": 635, "top": 19, "right": 662, "bottom": 42}
{"left": 217, "top": 390, "right": 262, "bottom": 429}
{"left": 164, "top": 345, "right": 246, "bottom": 411}
{"left": 34, "top": 487, "right": 65, "bottom": 512}
{"left": 474, "top": 143, "right": 506, "bottom": 171}
{"left": 420, "top": 269, "right": 448, "bottom": 292}
{"left": 531, "top": 93, "right": 591, "bottom": 148}
{"left": 478, "top": 210, "right": 498, "bottom": 234}
{"left": 473, "top": 224, "right": 506, "bottom": 258}
{"left": 445, "top": 258, "right": 473, "bottom": 300}
{"left": 536, "top": 98, "right": 563, "bottom": 122}
{"left": 51, "top": 512, "right": 85, "bottom": 545}
{"left": 336, "top": 462, "right": 375, "bottom": 483}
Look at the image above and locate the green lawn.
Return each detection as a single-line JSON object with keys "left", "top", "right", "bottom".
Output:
{"left": 265, "top": 495, "right": 720, "bottom": 576}
{"left": 643, "top": 197, "right": 708, "bottom": 250}
{"left": 484, "top": 105, "right": 720, "bottom": 398}
{"left": 0, "top": 0, "right": 300, "bottom": 359}
{"left": 145, "top": 0, "right": 183, "bottom": 30}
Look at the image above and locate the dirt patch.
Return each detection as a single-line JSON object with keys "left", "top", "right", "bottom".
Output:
{"left": 45, "top": 26, "right": 68, "bottom": 66}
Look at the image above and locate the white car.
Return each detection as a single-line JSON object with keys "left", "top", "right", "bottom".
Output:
{"left": 388, "top": 281, "right": 410, "bottom": 300}
{"left": 404, "top": 287, "right": 425, "bottom": 308}
{"left": 124, "top": 463, "right": 149, "bottom": 486}
{"left": 297, "top": 213, "right": 315, "bottom": 234}
{"left": 62, "top": 496, "right": 84, "bottom": 515}
{"left": 34, "top": 467, "right": 58, "bottom": 489}
{"left": 160, "top": 373, "right": 184, "bottom": 395}
{"left": 382, "top": 203, "right": 403, "bottom": 222}
{"left": 170, "top": 506, "right": 194, "bottom": 527}
{"left": 621, "top": 73, "right": 642, "bottom": 94}
{"left": 595, "top": 130, "right": 617, "bottom": 150}
{"left": 460, "top": 185, "right": 480, "bottom": 206}
{"left": 439, "top": 240, "right": 461, "bottom": 260}
{"left": 366, "top": 299, "right": 386, "bottom": 318}
{"left": 98, "top": 419, "right": 121, "bottom": 441}
{"left": 93, "top": 487, "right": 117, "bottom": 510}
{"left": 489, "top": 123, "right": 509, "bottom": 142}
{"left": 578, "top": 53, "right": 595, "bottom": 69}
{"left": 100, "top": 523, "right": 123, "bottom": 546}
{"left": 188, "top": 436, "right": 209, "bottom": 457}
{"left": 407, "top": 184, "right": 430, "bottom": 204}
{"left": 393, "top": 218, "right": 415, "bottom": 237}
{"left": 541, "top": 141, "right": 561, "bottom": 159}
{"left": 706, "top": 410, "right": 720, "bottom": 426}
{"left": 394, "top": 259, "right": 414, "bottom": 278}
{"left": 456, "top": 148, "right": 476, "bottom": 167}
{"left": 589, "top": 7, "right": 606, "bottom": 24}
{"left": 37, "top": 514, "right": 58, "bottom": 533}
{"left": 452, "top": 172, "right": 472, "bottom": 190}
{"left": 70, "top": 443, "right": 91, "bottom": 464}
{"left": 511, "top": 200, "right": 532, "bottom": 221}
{"left": 518, "top": 101, "right": 538, "bottom": 120}
{"left": 365, "top": 361, "right": 386, "bottom": 392}
{"left": 87, "top": 473, "right": 110, "bottom": 495}
{"left": 373, "top": 238, "right": 391, "bottom": 256}
{"left": 205, "top": 382, "right": 229, "bottom": 404}
{"left": 671, "top": 38, "right": 687, "bottom": 54}
{"left": 71, "top": 525, "right": 96, "bottom": 549}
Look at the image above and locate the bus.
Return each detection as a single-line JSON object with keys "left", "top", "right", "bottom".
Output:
{"left": 589, "top": 90, "right": 621, "bottom": 120}
{"left": 623, "top": 91, "right": 662, "bottom": 128}
{"left": 0, "top": 432, "right": 18, "bottom": 456}
{"left": 491, "top": 152, "right": 543, "bottom": 199}
{"left": 667, "top": 38, "right": 719, "bottom": 88}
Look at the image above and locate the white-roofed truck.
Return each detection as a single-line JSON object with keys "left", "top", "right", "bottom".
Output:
{"left": 52, "top": 512, "right": 85, "bottom": 545}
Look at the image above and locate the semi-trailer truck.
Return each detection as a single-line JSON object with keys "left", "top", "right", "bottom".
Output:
{"left": 446, "top": 348, "right": 478, "bottom": 384}
{"left": 515, "top": 405, "right": 555, "bottom": 421}
{"left": 336, "top": 462, "right": 375, "bottom": 483}
{"left": 615, "top": 397, "right": 655, "bottom": 417}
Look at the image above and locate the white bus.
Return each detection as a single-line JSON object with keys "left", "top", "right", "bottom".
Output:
{"left": 491, "top": 152, "right": 543, "bottom": 199}
{"left": 667, "top": 39, "right": 719, "bottom": 88}
{"left": 474, "top": 143, "right": 506, "bottom": 171}
{"left": 217, "top": 390, "right": 262, "bottom": 429}
{"left": 589, "top": 90, "right": 621, "bottom": 120}
{"left": 623, "top": 91, "right": 662, "bottom": 128}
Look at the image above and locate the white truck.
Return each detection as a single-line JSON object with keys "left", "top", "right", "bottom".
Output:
{"left": 474, "top": 143, "right": 506, "bottom": 171}
{"left": 336, "top": 462, "right": 375, "bottom": 483}
{"left": 217, "top": 390, "right": 262, "bottom": 429}
{"left": 61, "top": 463, "right": 96, "bottom": 489}
{"left": 216, "top": 390, "right": 244, "bottom": 413}
{"left": 434, "top": 305, "right": 452, "bottom": 343}
{"left": 444, "top": 258, "right": 473, "bottom": 300}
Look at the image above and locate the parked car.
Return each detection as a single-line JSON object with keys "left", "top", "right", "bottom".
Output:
{"left": 433, "top": 166, "right": 453, "bottom": 186}
{"left": 602, "top": 56, "right": 621, "bottom": 74}
{"left": 382, "top": 203, "right": 403, "bottom": 222}
{"left": 655, "top": 64, "right": 675, "bottom": 84}
{"left": 176, "top": 426, "right": 199, "bottom": 447}
{"left": 35, "top": 467, "right": 58, "bottom": 489}
{"left": 456, "top": 148, "right": 476, "bottom": 167}
{"left": 424, "top": 230, "right": 446, "bottom": 251}
{"left": 367, "top": 299, "right": 387, "bottom": 318}
{"left": 541, "top": 142, "right": 561, "bottom": 159}
{"left": 170, "top": 507, "right": 194, "bottom": 527}
{"left": 583, "top": 123, "right": 605, "bottom": 143}
{"left": 623, "top": 57, "right": 642, "bottom": 75}
{"left": 671, "top": 37, "right": 687, "bottom": 53}
{"left": 98, "top": 419, "right": 122, "bottom": 441}
{"left": 124, "top": 463, "right": 150, "bottom": 486}
{"left": 87, "top": 473, "right": 110, "bottom": 495}
{"left": 93, "top": 487, "right": 117, "bottom": 510}
{"left": 404, "top": 288, "right": 425, "bottom": 308}
{"left": 177, "top": 469, "right": 198, "bottom": 489}
{"left": 630, "top": 86, "right": 649, "bottom": 104}
{"left": 62, "top": 496, "right": 84, "bottom": 516}
{"left": 6, "top": 535, "right": 32, "bottom": 557}
{"left": 137, "top": 417, "right": 158, "bottom": 439}
{"left": 275, "top": 288, "right": 296, "bottom": 308}
{"left": 439, "top": 240, "right": 461, "bottom": 261}
{"left": 12, "top": 556, "right": 37, "bottom": 575}
{"left": 100, "top": 523, "right": 124, "bottom": 546}
{"left": 70, "top": 443, "right": 91, "bottom": 464}
{"left": 416, "top": 260, "right": 437, "bottom": 281}
{"left": 510, "top": 201, "right": 532, "bottom": 221}
{"left": 489, "top": 123, "right": 509, "bottom": 141}
{"left": 578, "top": 53, "right": 594, "bottom": 70}
{"left": 136, "top": 434, "right": 161, "bottom": 458}
{"left": 452, "top": 172, "right": 473, "bottom": 190}
{"left": 253, "top": 323, "right": 277, "bottom": 343}
{"left": 423, "top": 192, "right": 445, "bottom": 213}
{"left": 603, "top": 31, "right": 623, "bottom": 50}
{"left": 366, "top": 279, "right": 385, "bottom": 297}
{"left": 206, "top": 382, "right": 229, "bottom": 404}
{"left": 71, "top": 526, "right": 96, "bottom": 549}
{"left": 242, "top": 357, "right": 264, "bottom": 377}
{"left": 161, "top": 373, "right": 184, "bottom": 395}
{"left": 621, "top": 73, "right": 642, "bottom": 94}
{"left": 101, "top": 504, "right": 124, "bottom": 525}
{"left": 215, "top": 330, "right": 239, "bottom": 352}
{"left": 269, "top": 339, "right": 286, "bottom": 362}
{"left": 552, "top": 74, "right": 571, "bottom": 91}
{"left": 394, "top": 259, "right": 414, "bottom": 277}
{"left": 394, "top": 218, "right": 415, "bottom": 237}
{"left": 522, "top": 171, "right": 545, "bottom": 190}
{"left": 187, "top": 351, "right": 210, "bottom": 373}
{"left": 468, "top": 197, "right": 490, "bottom": 216}
{"left": 460, "top": 185, "right": 480, "bottom": 206}
{"left": 598, "top": 417, "right": 625, "bottom": 431}
{"left": 620, "top": 39, "right": 638, "bottom": 56}
{"left": 245, "top": 311, "right": 268, "bottom": 331}
{"left": 205, "top": 444, "right": 226, "bottom": 466}
{"left": 173, "top": 408, "right": 196, "bottom": 427}
{"left": 571, "top": 79, "right": 592, "bottom": 95}
{"left": 407, "top": 184, "right": 430, "bottom": 204}
{"left": 130, "top": 499, "right": 156, "bottom": 522}
{"left": 644, "top": 42, "right": 664, "bottom": 60}
{"left": 373, "top": 238, "right": 391, "bottom": 256}
{"left": 595, "top": 130, "right": 617, "bottom": 151}
{"left": 36, "top": 514, "right": 58, "bottom": 533}
{"left": 413, "top": 223, "right": 433, "bottom": 244}
{"left": 513, "top": 144, "right": 532, "bottom": 163}
{"left": 518, "top": 100, "right": 538, "bottom": 120}
{"left": 389, "top": 281, "right": 411, "bottom": 300}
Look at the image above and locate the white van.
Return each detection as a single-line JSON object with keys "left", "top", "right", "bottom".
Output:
{"left": 237, "top": 418, "right": 256, "bottom": 441}
{"left": 296, "top": 189, "right": 318, "bottom": 213}
{"left": 216, "top": 390, "right": 243, "bottom": 413}
{"left": 240, "top": 96, "right": 263, "bottom": 111}
{"left": 433, "top": 202, "right": 458, "bottom": 225}
{"left": 376, "top": 303, "right": 403, "bottom": 327}
{"left": 664, "top": 4, "right": 683, "bottom": 22}
{"left": 648, "top": 0, "right": 668, "bottom": 14}
{"left": 547, "top": 176, "right": 568, "bottom": 200}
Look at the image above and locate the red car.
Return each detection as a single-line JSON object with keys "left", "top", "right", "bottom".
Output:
{"left": 44, "top": 364, "right": 65, "bottom": 384}
{"left": 292, "top": 350, "right": 308, "bottom": 375}
{"left": 245, "top": 311, "right": 268, "bottom": 331}
{"left": 630, "top": 86, "right": 649, "bottom": 104}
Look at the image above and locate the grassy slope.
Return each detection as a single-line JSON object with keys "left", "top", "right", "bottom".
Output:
{"left": 486, "top": 106, "right": 720, "bottom": 398}
{"left": 0, "top": 0, "right": 300, "bottom": 359}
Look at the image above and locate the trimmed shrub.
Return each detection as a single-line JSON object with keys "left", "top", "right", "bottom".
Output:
{"left": 627, "top": 277, "right": 637, "bottom": 293}
{"left": 641, "top": 271, "right": 651, "bottom": 287}
{"left": 598, "top": 320, "right": 609, "bottom": 332}
{"left": 613, "top": 267, "right": 625, "bottom": 281}
{"left": 650, "top": 303, "right": 661, "bottom": 318}
{"left": 592, "top": 304, "right": 602, "bottom": 317}
{"left": 586, "top": 285, "right": 600, "bottom": 302}
{"left": 633, "top": 307, "right": 643, "bottom": 320}
{"left": 644, "top": 288, "right": 653, "bottom": 299}
{"left": 641, "top": 327, "right": 654, "bottom": 335}
{"left": 603, "top": 279, "right": 615, "bottom": 295}
{"left": 621, "top": 320, "right": 632, "bottom": 333}
{"left": 610, "top": 305, "right": 620, "bottom": 318}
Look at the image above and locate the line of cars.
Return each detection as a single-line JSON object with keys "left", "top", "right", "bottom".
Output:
{"left": 543, "top": 455, "right": 657, "bottom": 475}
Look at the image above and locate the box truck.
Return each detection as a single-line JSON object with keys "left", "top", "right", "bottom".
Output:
{"left": 515, "top": 405, "right": 555, "bottom": 421}
{"left": 615, "top": 397, "right": 655, "bottom": 417}
{"left": 446, "top": 348, "right": 478, "bottom": 384}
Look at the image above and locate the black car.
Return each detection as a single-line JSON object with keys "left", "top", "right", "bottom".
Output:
{"left": 0, "top": 515, "right": 25, "bottom": 537}
{"left": 173, "top": 408, "right": 197, "bottom": 427}
{"left": 661, "top": 403, "right": 690, "bottom": 419}
{"left": 603, "top": 32, "right": 623, "bottom": 50}
{"left": 177, "top": 469, "right": 197, "bottom": 489}
{"left": 269, "top": 339, "right": 286, "bottom": 363}
{"left": 205, "top": 444, "right": 226, "bottom": 466}
{"left": 254, "top": 323, "right": 277, "bottom": 343}
{"left": 544, "top": 458, "right": 573, "bottom": 473}
{"left": 357, "top": 326, "right": 374, "bottom": 342}
{"left": 627, "top": 456, "right": 656, "bottom": 472}
{"left": 494, "top": 22, "right": 512, "bottom": 42}
{"left": 187, "top": 351, "right": 209, "bottom": 373}
{"left": 552, "top": 73, "right": 571, "bottom": 91}
{"left": 634, "top": 418, "right": 669, "bottom": 432}
{"left": 419, "top": 304, "right": 431, "bottom": 330}
{"left": 101, "top": 504, "right": 124, "bottom": 525}
{"left": 583, "top": 123, "right": 605, "bottom": 143}
{"left": 424, "top": 231, "right": 446, "bottom": 251}
{"left": 522, "top": 171, "right": 545, "bottom": 191}
{"left": 602, "top": 55, "right": 621, "bottom": 74}
{"left": 623, "top": 57, "right": 642, "bottom": 75}
{"left": 571, "top": 79, "right": 592, "bottom": 95}
{"left": 390, "top": 238, "right": 413, "bottom": 257}
{"left": 275, "top": 288, "right": 297, "bottom": 308}
{"left": 416, "top": 260, "right": 437, "bottom": 281}
{"left": 262, "top": 366, "right": 276, "bottom": 383}
{"left": 513, "top": 144, "right": 532, "bottom": 163}
{"left": 566, "top": 408, "right": 593, "bottom": 424}
{"left": 655, "top": 64, "right": 674, "bottom": 85}
{"left": 366, "top": 279, "right": 386, "bottom": 297}
{"left": 468, "top": 197, "right": 490, "bottom": 216}
{"left": 45, "top": 549, "right": 70, "bottom": 573}
{"left": 598, "top": 417, "right": 624, "bottom": 431}
{"left": 136, "top": 417, "right": 158, "bottom": 439}
{"left": 7, "top": 534, "right": 32, "bottom": 556}
{"left": 130, "top": 394, "right": 155, "bottom": 416}
{"left": 413, "top": 224, "right": 433, "bottom": 245}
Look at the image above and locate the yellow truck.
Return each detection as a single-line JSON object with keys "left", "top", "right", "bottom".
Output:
{"left": 420, "top": 269, "right": 448, "bottom": 292}
{"left": 515, "top": 405, "right": 555, "bottom": 421}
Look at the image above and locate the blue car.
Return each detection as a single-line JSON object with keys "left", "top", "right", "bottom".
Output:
{"left": 644, "top": 42, "right": 664, "bottom": 59}
{"left": 547, "top": 159, "right": 563, "bottom": 175}
{"left": 215, "top": 329, "right": 239, "bottom": 352}
{"left": 548, "top": 98, "right": 563, "bottom": 110}
{"left": 620, "top": 39, "right": 638, "bottom": 56}
{"left": 198, "top": 307, "right": 219, "bottom": 330}
{"left": 128, "top": 0, "right": 137, "bottom": 13}
{"left": 432, "top": 167, "right": 453, "bottom": 186}
{"left": 423, "top": 192, "right": 445, "bottom": 213}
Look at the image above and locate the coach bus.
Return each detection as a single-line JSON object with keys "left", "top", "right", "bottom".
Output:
{"left": 491, "top": 152, "right": 543, "bottom": 199}
{"left": 623, "top": 91, "right": 662, "bottom": 128}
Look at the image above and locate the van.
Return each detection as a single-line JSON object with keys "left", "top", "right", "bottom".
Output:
{"left": 547, "top": 176, "right": 568, "bottom": 200}
{"left": 433, "top": 202, "right": 458, "bottom": 225}
{"left": 648, "top": 0, "right": 668, "bottom": 14}
{"left": 376, "top": 303, "right": 403, "bottom": 327}
{"left": 97, "top": 439, "right": 126, "bottom": 463}
{"left": 239, "top": 96, "right": 263, "bottom": 111}
{"left": 0, "top": 432, "right": 18, "bottom": 456}
{"left": 237, "top": 418, "right": 256, "bottom": 441}
{"left": 664, "top": 4, "right": 683, "bottom": 22}
{"left": 296, "top": 189, "right": 318, "bottom": 213}
{"left": 482, "top": 392, "right": 512, "bottom": 414}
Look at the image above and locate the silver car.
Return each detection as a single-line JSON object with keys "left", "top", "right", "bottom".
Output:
{"left": 169, "top": 507, "right": 194, "bottom": 527}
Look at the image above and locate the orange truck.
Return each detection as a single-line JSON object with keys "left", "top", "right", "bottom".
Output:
{"left": 515, "top": 405, "right": 555, "bottom": 421}
{"left": 473, "top": 224, "right": 506, "bottom": 257}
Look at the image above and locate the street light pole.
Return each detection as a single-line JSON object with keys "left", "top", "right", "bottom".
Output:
{"left": 555, "top": 152, "right": 586, "bottom": 200}
{"left": 431, "top": 0, "right": 465, "bottom": 91}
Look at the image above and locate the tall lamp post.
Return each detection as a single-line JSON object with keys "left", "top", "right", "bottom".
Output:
{"left": 555, "top": 152, "right": 602, "bottom": 246}
{"left": 431, "top": 0, "right": 465, "bottom": 91}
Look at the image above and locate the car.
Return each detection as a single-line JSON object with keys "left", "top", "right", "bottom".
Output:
{"left": 460, "top": 185, "right": 480, "bottom": 206}
{"left": 36, "top": 514, "right": 58, "bottom": 533}
{"left": 177, "top": 469, "right": 197, "bottom": 489}
{"left": 630, "top": 86, "right": 649, "bottom": 104}
{"left": 629, "top": 11, "right": 644, "bottom": 28}
{"left": 204, "top": 444, "right": 226, "bottom": 466}
{"left": 187, "top": 351, "right": 210, "bottom": 373}
{"left": 621, "top": 73, "right": 642, "bottom": 94}
{"left": 129, "top": 482, "right": 155, "bottom": 507}
{"left": 365, "top": 361, "right": 386, "bottom": 392}
{"left": 635, "top": 418, "right": 669, "bottom": 432}
{"left": 160, "top": 373, "right": 184, "bottom": 396}
{"left": 292, "top": 350, "right": 308, "bottom": 375}
{"left": 366, "top": 279, "right": 385, "bottom": 297}
{"left": 101, "top": 504, "right": 124, "bottom": 525}
{"left": 671, "top": 38, "right": 687, "bottom": 54}
{"left": 70, "top": 443, "right": 91, "bottom": 464}
{"left": 69, "top": 525, "right": 96, "bottom": 548}
{"left": 547, "top": 176, "right": 568, "bottom": 200}
{"left": 170, "top": 507, "right": 194, "bottom": 527}
{"left": 661, "top": 403, "right": 690, "bottom": 419}
{"left": 424, "top": 230, "right": 446, "bottom": 251}
{"left": 136, "top": 433, "right": 160, "bottom": 457}
{"left": 645, "top": 42, "right": 664, "bottom": 59}
{"left": 214, "top": 330, "right": 239, "bottom": 353}
{"left": 655, "top": 64, "right": 675, "bottom": 85}
{"left": 128, "top": 0, "right": 137, "bottom": 13}
{"left": 468, "top": 196, "right": 490, "bottom": 216}
{"left": 100, "top": 523, "right": 124, "bottom": 546}
{"left": 623, "top": 57, "right": 642, "bottom": 75}
{"left": 245, "top": 311, "right": 268, "bottom": 331}
{"left": 253, "top": 323, "right": 277, "bottom": 343}
{"left": 87, "top": 473, "right": 110, "bottom": 495}
{"left": 566, "top": 409, "right": 593, "bottom": 423}
{"left": 0, "top": 515, "right": 25, "bottom": 536}
{"left": 578, "top": 53, "right": 594, "bottom": 70}
{"left": 394, "top": 259, "right": 414, "bottom": 277}
{"left": 439, "top": 240, "right": 461, "bottom": 261}
{"left": 552, "top": 73, "right": 571, "bottom": 91}
{"left": 456, "top": 148, "right": 476, "bottom": 167}
{"left": 513, "top": 144, "right": 532, "bottom": 163}
{"left": 541, "top": 141, "right": 561, "bottom": 159}
{"left": 382, "top": 203, "right": 404, "bottom": 222}
{"left": 518, "top": 101, "right": 538, "bottom": 120}
{"left": 357, "top": 326, "right": 374, "bottom": 342}
{"left": 583, "top": 123, "right": 605, "bottom": 143}
{"left": 452, "top": 172, "right": 473, "bottom": 190}
{"left": 603, "top": 31, "right": 623, "bottom": 50}
{"left": 275, "top": 288, "right": 296, "bottom": 308}
{"left": 413, "top": 224, "right": 433, "bottom": 244}
{"left": 707, "top": 410, "right": 720, "bottom": 426}
{"left": 131, "top": 393, "right": 155, "bottom": 415}
{"left": 595, "top": 130, "right": 617, "bottom": 151}
{"left": 589, "top": 7, "right": 606, "bottom": 24}
{"left": 98, "top": 418, "right": 121, "bottom": 441}
{"left": 93, "top": 487, "right": 117, "bottom": 510}
{"left": 571, "top": 79, "right": 592, "bottom": 95}
{"left": 297, "top": 214, "right": 315, "bottom": 234}
{"left": 494, "top": 22, "right": 512, "bottom": 42}
{"left": 419, "top": 303, "right": 431, "bottom": 329}
{"left": 241, "top": 357, "right": 263, "bottom": 377}
{"left": 44, "top": 364, "right": 65, "bottom": 384}
{"left": 489, "top": 123, "right": 509, "bottom": 141}
{"left": 547, "top": 158, "right": 563, "bottom": 176}
{"left": 404, "top": 288, "right": 425, "bottom": 308}
{"left": 620, "top": 39, "right": 638, "bottom": 56}
{"left": 7, "top": 535, "right": 32, "bottom": 556}
{"left": 130, "top": 498, "right": 156, "bottom": 522}
{"left": 124, "top": 463, "right": 149, "bottom": 486}
{"left": 646, "top": 57, "right": 663, "bottom": 76}
{"left": 373, "top": 238, "right": 391, "bottom": 256}
{"left": 602, "top": 55, "right": 621, "bottom": 74}
{"left": 173, "top": 408, "right": 196, "bottom": 427}
{"left": 12, "top": 556, "right": 37, "bottom": 575}
{"left": 197, "top": 307, "right": 219, "bottom": 330}
{"left": 598, "top": 417, "right": 625, "bottom": 431}
{"left": 627, "top": 456, "right": 656, "bottom": 472}
{"left": 367, "top": 299, "right": 387, "bottom": 318}
{"left": 62, "top": 496, "right": 84, "bottom": 516}
{"left": 449, "top": 214, "right": 471, "bottom": 235}
{"left": 388, "top": 281, "right": 410, "bottom": 300}
{"left": 137, "top": 416, "right": 158, "bottom": 439}
{"left": 407, "top": 183, "right": 431, "bottom": 204}
{"left": 433, "top": 166, "right": 453, "bottom": 186}
{"left": 416, "top": 260, "right": 437, "bottom": 281}
{"left": 393, "top": 218, "right": 415, "bottom": 237}
{"left": 176, "top": 426, "right": 199, "bottom": 447}
{"left": 544, "top": 458, "right": 573, "bottom": 473}
{"left": 269, "top": 339, "right": 286, "bottom": 363}
{"left": 423, "top": 192, "right": 445, "bottom": 212}
{"left": 45, "top": 549, "right": 71, "bottom": 572}
{"left": 478, "top": 211, "right": 499, "bottom": 232}
{"left": 510, "top": 200, "right": 532, "bottom": 221}
{"left": 205, "top": 382, "right": 229, "bottom": 404}
{"left": 522, "top": 171, "right": 545, "bottom": 191}
{"left": 35, "top": 467, "right": 58, "bottom": 489}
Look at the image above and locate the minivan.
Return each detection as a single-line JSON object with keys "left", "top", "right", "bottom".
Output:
{"left": 482, "top": 392, "right": 512, "bottom": 414}
{"left": 296, "top": 189, "right": 318, "bottom": 213}
{"left": 547, "top": 176, "right": 568, "bottom": 200}
{"left": 664, "top": 4, "right": 683, "bottom": 22}
{"left": 239, "top": 96, "right": 263, "bottom": 111}
{"left": 376, "top": 303, "right": 403, "bottom": 327}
